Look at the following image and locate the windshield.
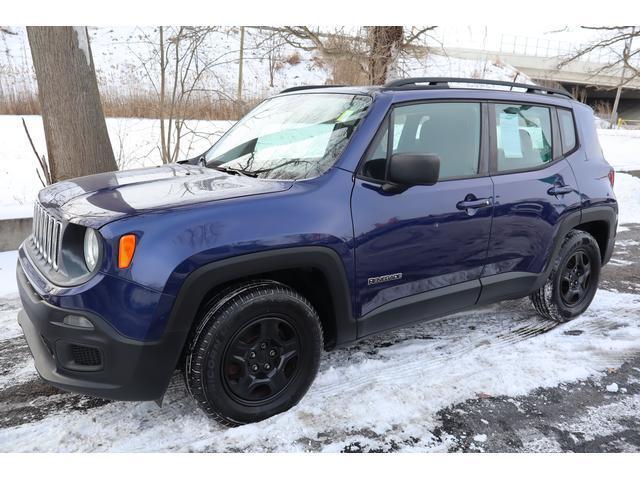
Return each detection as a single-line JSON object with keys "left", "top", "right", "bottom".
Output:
{"left": 205, "top": 93, "right": 372, "bottom": 180}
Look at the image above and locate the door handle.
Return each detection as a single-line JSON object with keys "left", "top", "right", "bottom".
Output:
{"left": 456, "top": 198, "right": 492, "bottom": 211}
{"left": 547, "top": 185, "right": 573, "bottom": 196}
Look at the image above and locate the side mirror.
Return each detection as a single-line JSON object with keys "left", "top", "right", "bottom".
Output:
{"left": 387, "top": 153, "right": 440, "bottom": 189}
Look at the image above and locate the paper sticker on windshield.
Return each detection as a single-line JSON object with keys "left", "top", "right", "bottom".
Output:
{"left": 337, "top": 109, "right": 355, "bottom": 122}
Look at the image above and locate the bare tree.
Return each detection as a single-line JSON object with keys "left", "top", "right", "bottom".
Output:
{"left": 27, "top": 27, "right": 117, "bottom": 182}
{"left": 368, "top": 26, "right": 404, "bottom": 85}
{"left": 274, "top": 26, "right": 437, "bottom": 85}
{"left": 559, "top": 26, "right": 639, "bottom": 125}
{"left": 134, "top": 26, "right": 237, "bottom": 164}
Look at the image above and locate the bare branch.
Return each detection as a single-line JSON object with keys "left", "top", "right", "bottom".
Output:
{"left": 22, "top": 117, "right": 51, "bottom": 185}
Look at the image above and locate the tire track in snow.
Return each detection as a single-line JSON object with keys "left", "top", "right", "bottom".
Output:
{"left": 307, "top": 292, "right": 640, "bottom": 401}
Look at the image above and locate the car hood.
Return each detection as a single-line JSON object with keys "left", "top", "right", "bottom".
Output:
{"left": 38, "top": 164, "right": 293, "bottom": 228}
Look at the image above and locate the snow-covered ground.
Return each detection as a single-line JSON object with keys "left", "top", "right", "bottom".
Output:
{"left": 0, "top": 251, "right": 18, "bottom": 297}
{"left": 0, "top": 115, "right": 232, "bottom": 209}
{"left": 0, "top": 283, "right": 639, "bottom": 452}
{"left": 598, "top": 129, "right": 640, "bottom": 172}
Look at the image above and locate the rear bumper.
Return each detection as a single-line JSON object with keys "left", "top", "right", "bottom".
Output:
{"left": 16, "top": 253, "right": 185, "bottom": 401}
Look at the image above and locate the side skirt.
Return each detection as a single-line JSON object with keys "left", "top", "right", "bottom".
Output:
{"left": 356, "top": 280, "right": 481, "bottom": 339}
{"left": 355, "top": 271, "right": 540, "bottom": 340}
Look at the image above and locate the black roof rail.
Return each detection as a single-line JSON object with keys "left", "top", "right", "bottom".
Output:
{"left": 279, "top": 84, "right": 347, "bottom": 94}
{"left": 383, "top": 77, "right": 574, "bottom": 99}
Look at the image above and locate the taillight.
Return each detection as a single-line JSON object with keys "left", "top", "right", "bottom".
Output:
{"left": 608, "top": 169, "right": 615, "bottom": 188}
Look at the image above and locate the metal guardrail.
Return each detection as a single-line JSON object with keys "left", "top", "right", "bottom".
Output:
{"left": 617, "top": 118, "right": 640, "bottom": 129}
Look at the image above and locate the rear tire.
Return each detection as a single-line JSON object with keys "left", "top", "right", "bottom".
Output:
{"left": 184, "top": 280, "right": 322, "bottom": 426}
{"left": 529, "top": 230, "right": 601, "bottom": 323}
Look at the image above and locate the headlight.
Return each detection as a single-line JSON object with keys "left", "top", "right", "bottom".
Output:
{"left": 83, "top": 228, "right": 100, "bottom": 271}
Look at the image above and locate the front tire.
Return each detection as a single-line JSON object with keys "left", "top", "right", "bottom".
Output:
{"left": 530, "top": 230, "right": 601, "bottom": 322}
{"left": 184, "top": 280, "right": 323, "bottom": 426}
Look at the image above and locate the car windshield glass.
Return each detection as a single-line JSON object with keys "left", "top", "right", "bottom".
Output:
{"left": 204, "top": 93, "right": 372, "bottom": 180}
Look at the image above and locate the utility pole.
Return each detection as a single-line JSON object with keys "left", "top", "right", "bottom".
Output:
{"left": 237, "top": 26, "right": 245, "bottom": 104}
{"left": 610, "top": 26, "right": 635, "bottom": 128}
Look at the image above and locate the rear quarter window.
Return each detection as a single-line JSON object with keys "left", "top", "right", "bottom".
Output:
{"left": 558, "top": 108, "right": 577, "bottom": 154}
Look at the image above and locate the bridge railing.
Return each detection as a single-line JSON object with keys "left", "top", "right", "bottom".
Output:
{"left": 428, "top": 32, "right": 639, "bottom": 69}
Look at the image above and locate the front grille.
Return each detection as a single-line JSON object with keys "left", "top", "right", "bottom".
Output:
{"left": 70, "top": 344, "right": 102, "bottom": 367}
{"left": 32, "top": 202, "right": 62, "bottom": 270}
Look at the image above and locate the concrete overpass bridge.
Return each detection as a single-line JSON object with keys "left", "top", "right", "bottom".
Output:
{"left": 429, "top": 34, "right": 640, "bottom": 120}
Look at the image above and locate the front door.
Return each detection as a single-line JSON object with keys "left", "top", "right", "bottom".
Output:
{"left": 351, "top": 101, "right": 494, "bottom": 337}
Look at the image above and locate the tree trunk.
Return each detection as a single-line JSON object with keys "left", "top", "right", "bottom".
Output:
{"left": 27, "top": 26, "right": 117, "bottom": 182}
{"left": 368, "top": 26, "right": 404, "bottom": 85}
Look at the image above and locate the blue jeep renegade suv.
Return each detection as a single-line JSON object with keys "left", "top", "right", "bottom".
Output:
{"left": 17, "top": 77, "right": 618, "bottom": 425}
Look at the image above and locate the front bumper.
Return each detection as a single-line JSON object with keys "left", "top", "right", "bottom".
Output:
{"left": 16, "top": 251, "right": 185, "bottom": 401}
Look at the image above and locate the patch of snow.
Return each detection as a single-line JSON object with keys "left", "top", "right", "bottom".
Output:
{"left": 473, "top": 433, "right": 487, "bottom": 443}
{"left": 0, "top": 251, "right": 18, "bottom": 297}
{"left": 606, "top": 383, "right": 619, "bottom": 393}
{"left": 0, "top": 204, "right": 32, "bottom": 220}
{"left": 554, "top": 394, "right": 640, "bottom": 445}
{"left": 0, "top": 116, "right": 232, "bottom": 209}
{"left": 73, "top": 27, "right": 91, "bottom": 66}
{"left": 0, "top": 297, "right": 21, "bottom": 341}
{"left": 614, "top": 173, "right": 640, "bottom": 226}
{"left": 0, "top": 357, "right": 35, "bottom": 389}
{"left": 598, "top": 129, "right": 640, "bottom": 172}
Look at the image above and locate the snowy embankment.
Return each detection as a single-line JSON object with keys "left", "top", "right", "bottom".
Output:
{"left": 0, "top": 115, "right": 233, "bottom": 210}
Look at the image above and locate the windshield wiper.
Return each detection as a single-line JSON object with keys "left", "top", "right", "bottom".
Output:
{"left": 214, "top": 165, "right": 259, "bottom": 177}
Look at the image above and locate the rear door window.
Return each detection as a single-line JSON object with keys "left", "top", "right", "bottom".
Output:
{"left": 494, "top": 104, "right": 553, "bottom": 172}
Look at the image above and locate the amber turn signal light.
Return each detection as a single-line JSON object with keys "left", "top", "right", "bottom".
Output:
{"left": 118, "top": 234, "right": 137, "bottom": 269}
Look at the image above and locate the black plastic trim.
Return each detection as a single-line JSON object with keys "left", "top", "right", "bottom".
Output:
{"left": 356, "top": 280, "right": 481, "bottom": 338}
{"left": 16, "top": 262, "right": 183, "bottom": 401}
{"left": 165, "top": 246, "right": 356, "bottom": 349}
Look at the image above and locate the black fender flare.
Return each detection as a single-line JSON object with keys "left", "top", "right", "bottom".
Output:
{"left": 532, "top": 204, "right": 617, "bottom": 291}
{"left": 163, "top": 246, "right": 356, "bottom": 358}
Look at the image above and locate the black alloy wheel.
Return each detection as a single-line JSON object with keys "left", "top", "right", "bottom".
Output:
{"left": 559, "top": 250, "right": 592, "bottom": 307}
{"left": 222, "top": 315, "right": 301, "bottom": 405}
{"left": 184, "top": 280, "right": 323, "bottom": 426}
{"left": 530, "top": 230, "right": 601, "bottom": 323}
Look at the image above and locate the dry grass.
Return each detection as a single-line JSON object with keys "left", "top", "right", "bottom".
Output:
{"left": 285, "top": 51, "right": 302, "bottom": 66}
{"left": 0, "top": 89, "right": 261, "bottom": 120}
{"left": 323, "top": 34, "right": 368, "bottom": 85}
{"left": 0, "top": 90, "right": 40, "bottom": 115}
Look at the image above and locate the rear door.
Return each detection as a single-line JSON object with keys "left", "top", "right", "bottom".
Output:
{"left": 351, "top": 101, "right": 494, "bottom": 336}
{"left": 480, "top": 101, "right": 581, "bottom": 301}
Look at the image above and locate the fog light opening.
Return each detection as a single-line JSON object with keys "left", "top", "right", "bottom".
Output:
{"left": 63, "top": 315, "right": 94, "bottom": 329}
